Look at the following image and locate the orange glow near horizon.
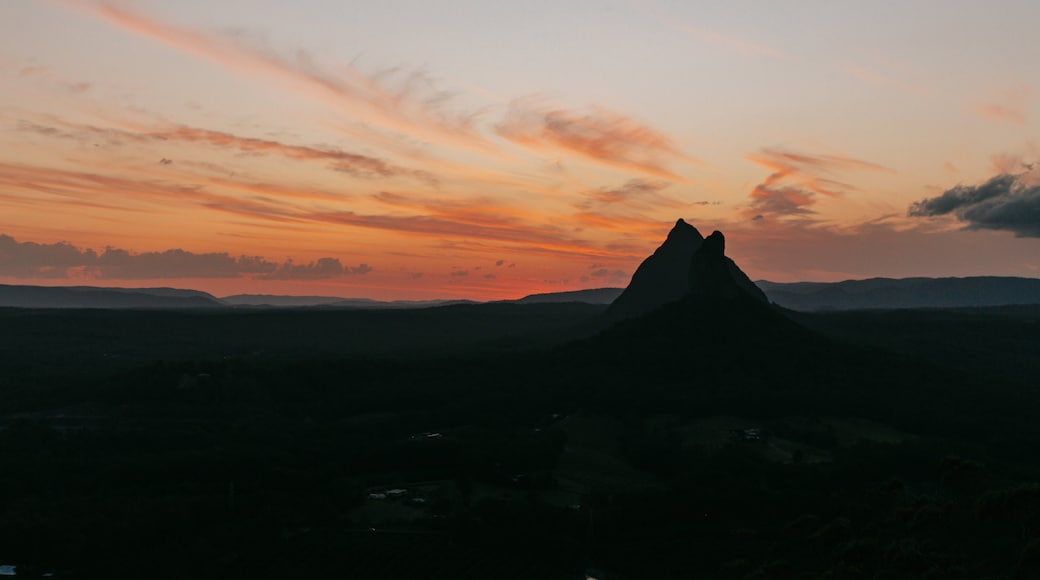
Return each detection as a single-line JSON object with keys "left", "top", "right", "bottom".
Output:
{"left": 2, "top": 1, "right": 1039, "bottom": 300}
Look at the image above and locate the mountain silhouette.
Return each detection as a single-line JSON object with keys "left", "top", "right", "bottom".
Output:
{"left": 605, "top": 219, "right": 703, "bottom": 321}
{"left": 561, "top": 225, "right": 919, "bottom": 419}
{"left": 605, "top": 220, "right": 766, "bottom": 321}
{"left": 603, "top": 228, "right": 796, "bottom": 341}
{"left": 0, "top": 284, "right": 222, "bottom": 309}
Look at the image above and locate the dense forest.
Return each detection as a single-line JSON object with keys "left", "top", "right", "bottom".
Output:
{"left": 1, "top": 295, "right": 1040, "bottom": 578}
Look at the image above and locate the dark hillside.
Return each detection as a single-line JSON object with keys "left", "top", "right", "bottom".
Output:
{"left": 2, "top": 223, "right": 1040, "bottom": 579}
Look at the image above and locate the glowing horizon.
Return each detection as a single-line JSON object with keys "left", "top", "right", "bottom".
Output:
{"left": 2, "top": 0, "right": 1038, "bottom": 300}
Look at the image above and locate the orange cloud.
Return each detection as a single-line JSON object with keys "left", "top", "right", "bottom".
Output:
{"left": 53, "top": 0, "right": 494, "bottom": 153}
{"left": 496, "top": 101, "right": 696, "bottom": 180}
{"left": 744, "top": 148, "right": 892, "bottom": 217}
{"left": 0, "top": 154, "right": 618, "bottom": 262}
{"left": 159, "top": 125, "right": 438, "bottom": 182}
{"left": 990, "top": 152, "right": 1031, "bottom": 174}
{"left": 308, "top": 209, "right": 629, "bottom": 259}
{"left": 17, "top": 118, "right": 435, "bottom": 183}
{"left": 567, "top": 211, "right": 677, "bottom": 237}
{"left": 580, "top": 179, "right": 684, "bottom": 209}
{"left": 0, "top": 160, "right": 298, "bottom": 225}
{"left": 366, "top": 188, "right": 677, "bottom": 259}
{"left": 976, "top": 104, "right": 1026, "bottom": 125}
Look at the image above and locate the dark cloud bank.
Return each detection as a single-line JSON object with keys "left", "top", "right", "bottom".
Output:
{"left": 0, "top": 235, "right": 370, "bottom": 280}
{"left": 909, "top": 169, "right": 1040, "bottom": 237}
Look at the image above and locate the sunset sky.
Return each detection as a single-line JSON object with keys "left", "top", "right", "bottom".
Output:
{"left": 2, "top": 0, "right": 1038, "bottom": 300}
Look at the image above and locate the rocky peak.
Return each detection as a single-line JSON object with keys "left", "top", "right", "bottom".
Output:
{"left": 667, "top": 218, "right": 702, "bottom": 242}
{"left": 606, "top": 222, "right": 766, "bottom": 322}
{"left": 604, "top": 219, "right": 704, "bottom": 321}
{"left": 689, "top": 230, "right": 742, "bottom": 300}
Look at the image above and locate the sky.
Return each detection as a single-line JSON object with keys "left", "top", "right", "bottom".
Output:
{"left": 1, "top": 0, "right": 1038, "bottom": 300}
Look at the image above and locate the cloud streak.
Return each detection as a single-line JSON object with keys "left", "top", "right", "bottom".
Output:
{"left": 745, "top": 148, "right": 892, "bottom": 217}
{"left": 908, "top": 168, "right": 1040, "bottom": 237}
{"left": 846, "top": 64, "right": 929, "bottom": 96}
{"left": 17, "top": 119, "right": 434, "bottom": 183}
{"left": 0, "top": 233, "right": 370, "bottom": 280}
{"left": 156, "top": 125, "right": 436, "bottom": 182}
{"left": 973, "top": 86, "right": 1035, "bottom": 126}
{"left": 496, "top": 101, "right": 695, "bottom": 180}
{"left": 0, "top": 160, "right": 638, "bottom": 261}
{"left": 681, "top": 25, "right": 787, "bottom": 60}
{"left": 582, "top": 179, "right": 681, "bottom": 209}
{"left": 55, "top": 0, "right": 492, "bottom": 152}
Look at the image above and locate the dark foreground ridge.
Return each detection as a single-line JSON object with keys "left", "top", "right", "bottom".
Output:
{"left": 3, "top": 220, "right": 1040, "bottom": 579}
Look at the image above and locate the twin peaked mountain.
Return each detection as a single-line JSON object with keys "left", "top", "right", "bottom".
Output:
{"left": 605, "top": 219, "right": 767, "bottom": 322}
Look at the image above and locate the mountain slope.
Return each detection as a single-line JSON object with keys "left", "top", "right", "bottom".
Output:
{"left": 605, "top": 219, "right": 704, "bottom": 321}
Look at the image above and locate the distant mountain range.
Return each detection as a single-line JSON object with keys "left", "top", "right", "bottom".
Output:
{"left": 0, "top": 285, "right": 474, "bottom": 310}
{"left": 3, "top": 274, "right": 1038, "bottom": 311}
{"left": 513, "top": 287, "right": 624, "bottom": 305}
{"left": 513, "top": 276, "right": 1040, "bottom": 311}
{"left": 0, "top": 284, "right": 223, "bottom": 309}
{"left": 756, "top": 277, "right": 1040, "bottom": 311}
{"left": 221, "top": 294, "right": 474, "bottom": 309}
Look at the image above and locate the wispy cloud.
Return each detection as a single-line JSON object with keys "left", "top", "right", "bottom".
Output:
{"left": 17, "top": 118, "right": 435, "bottom": 183}
{"left": 681, "top": 25, "right": 787, "bottom": 60}
{"left": 0, "top": 233, "right": 369, "bottom": 280}
{"left": 745, "top": 148, "right": 892, "bottom": 217}
{"left": 154, "top": 125, "right": 437, "bottom": 182}
{"left": 0, "top": 160, "right": 204, "bottom": 212}
{"left": 54, "top": 0, "right": 493, "bottom": 152}
{"left": 973, "top": 85, "right": 1035, "bottom": 125}
{"left": 0, "top": 160, "right": 282, "bottom": 219}
{"left": 496, "top": 100, "right": 695, "bottom": 180}
{"left": 304, "top": 209, "right": 607, "bottom": 258}
{"left": 990, "top": 152, "right": 1032, "bottom": 174}
{"left": 8, "top": 62, "right": 95, "bottom": 94}
{"left": 846, "top": 64, "right": 929, "bottom": 96}
{"left": 582, "top": 179, "right": 679, "bottom": 208}
{"left": 0, "top": 159, "right": 637, "bottom": 261}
